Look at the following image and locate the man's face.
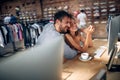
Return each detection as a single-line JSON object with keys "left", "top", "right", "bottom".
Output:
{"left": 58, "top": 17, "right": 71, "bottom": 34}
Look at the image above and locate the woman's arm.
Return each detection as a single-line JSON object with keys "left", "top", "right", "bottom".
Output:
{"left": 81, "top": 25, "right": 94, "bottom": 51}
{"left": 65, "top": 34, "right": 83, "bottom": 51}
{"left": 82, "top": 33, "right": 92, "bottom": 51}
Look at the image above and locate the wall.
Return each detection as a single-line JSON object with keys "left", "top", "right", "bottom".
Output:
{"left": 0, "top": 0, "right": 119, "bottom": 20}
{"left": 0, "top": 0, "right": 42, "bottom": 20}
{"left": 0, "top": 0, "right": 118, "bottom": 38}
{"left": 42, "top": 0, "right": 80, "bottom": 19}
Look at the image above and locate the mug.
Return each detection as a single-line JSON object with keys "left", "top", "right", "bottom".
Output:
{"left": 81, "top": 53, "right": 89, "bottom": 60}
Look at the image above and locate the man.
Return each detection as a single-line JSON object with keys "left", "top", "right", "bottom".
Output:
{"left": 4, "top": 14, "right": 11, "bottom": 25}
{"left": 37, "top": 10, "right": 78, "bottom": 59}
{"left": 77, "top": 9, "right": 87, "bottom": 29}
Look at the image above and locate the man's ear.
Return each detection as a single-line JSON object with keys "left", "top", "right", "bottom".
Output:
{"left": 56, "top": 19, "right": 60, "bottom": 25}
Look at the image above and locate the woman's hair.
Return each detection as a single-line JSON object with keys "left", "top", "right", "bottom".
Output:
{"left": 64, "top": 35, "right": 77, "bottom": 50}
{"left": 70, "top": 17, "right": 81, "bottom": 36}
{"left": 75, "top": 29, "right": 80, "bottom": 36}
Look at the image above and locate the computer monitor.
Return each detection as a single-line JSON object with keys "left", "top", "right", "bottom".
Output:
{"left": 0, "top": 36, "right": 64, "bottom": 80}
{"left": 107, "top": 15, "right": 120, "bottom": 71}
{"left": 107, "top": 15, "right": 120, "bottom": 54}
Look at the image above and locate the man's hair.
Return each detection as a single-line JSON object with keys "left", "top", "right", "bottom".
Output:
{"left": 54, "top": 10, "right": 72, "bottom": 24}
{"left": 80, "top": 10, "right": 85, "bottom": 13}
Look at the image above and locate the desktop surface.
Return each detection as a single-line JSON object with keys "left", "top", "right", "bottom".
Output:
{"left": 62, "top": 39, "right": 109, "bottom": 80}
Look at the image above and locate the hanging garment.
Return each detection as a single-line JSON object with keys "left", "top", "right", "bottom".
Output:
{"left": 1, "top": 26, "right": 8, "bottom": 45}
{"left": 16, "top": 23, "right": 23, "bottom": 41}
{"left": 0, "top": 30, "right": 4, "bottom": 47}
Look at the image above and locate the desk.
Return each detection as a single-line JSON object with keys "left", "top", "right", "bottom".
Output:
{"left": 62, "top": 39, "right": 110, "bottom": 80}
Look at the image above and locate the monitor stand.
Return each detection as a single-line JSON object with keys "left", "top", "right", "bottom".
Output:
{"left": 107, "top": 64, "right": 120, "bottom": 72}
{"left": 106, "top": 44, "right": 120, "bottom": 72}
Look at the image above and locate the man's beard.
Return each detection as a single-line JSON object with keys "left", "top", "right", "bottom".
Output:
{"left": 60, "top": 29, "right": 69, "bottom": 34}
{"left": 59, "top": 24, "right": 69, "bottom": 34}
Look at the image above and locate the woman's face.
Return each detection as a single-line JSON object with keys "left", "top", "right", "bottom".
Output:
{"left": 69, "top": 19, "right": 78, "bottom": 31}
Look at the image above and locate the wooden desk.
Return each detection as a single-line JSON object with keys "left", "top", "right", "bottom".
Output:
{"left": 62, "top": 39, "right": 110, "bottom": 80}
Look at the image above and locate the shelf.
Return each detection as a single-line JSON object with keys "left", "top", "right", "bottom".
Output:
{"left": 43, "top": 5, "right": 68, "bottom": 19}
{"left": 41, "top": 0, "right": 120, "bottom": 23}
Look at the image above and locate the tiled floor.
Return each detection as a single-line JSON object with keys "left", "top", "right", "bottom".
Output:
{"left": 107, "top": 72, "right": 120, "bottom": 80}
{"left": 107, "top": 58, "right": 120, "bottom": 80}
{"left": 0, "top": 40, "right": 24, "bottom": 56}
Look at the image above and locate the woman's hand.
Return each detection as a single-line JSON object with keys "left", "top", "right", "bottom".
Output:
{"left": 84, "top": 25, "right": 95, "bottom": 34}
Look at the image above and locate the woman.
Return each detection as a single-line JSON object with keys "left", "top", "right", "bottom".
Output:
{"left": 65, "top": 18, "right": 94, "bottom": 52}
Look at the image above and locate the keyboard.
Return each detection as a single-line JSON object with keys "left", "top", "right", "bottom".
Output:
{"left": 94, "top": 46, "right": 106, "bottom": 58}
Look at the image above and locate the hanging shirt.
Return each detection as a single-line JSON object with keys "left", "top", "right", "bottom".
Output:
{"left": 4, "top": 16, "right": 11, "bottom": 24}
{"left": 0, "top": 30, "right": 4, "bottom": 47}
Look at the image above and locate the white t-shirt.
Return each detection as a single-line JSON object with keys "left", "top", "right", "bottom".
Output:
{"left": 4, "top": 16, "right": 11, "bottom": 24}
{"left": 77, "top": 12, "right": 87, "bottom": 28}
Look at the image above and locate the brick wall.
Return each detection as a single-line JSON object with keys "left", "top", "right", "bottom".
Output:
{"left": 0, "top": 0, "right": 42, "bottom": 19}
{"left": 0, "top": 0, "right": 108, "bottom": 39}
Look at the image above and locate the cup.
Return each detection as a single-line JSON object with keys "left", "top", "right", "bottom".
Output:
{"left": 81, "top": 53, "right": 89, "bottom": 60}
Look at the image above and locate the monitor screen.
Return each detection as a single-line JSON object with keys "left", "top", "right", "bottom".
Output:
{"left": 0, "top": 36, "right": 64, "bottom": 80}
{"left": 108, "top": 15, "right": 120, "bottom": 54}
{"left": 107, "top": 15, "right": 120, "bottom": 71}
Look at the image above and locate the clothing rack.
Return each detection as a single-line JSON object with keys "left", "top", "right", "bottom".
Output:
{"left": 21, "top": 21, "right": 42, "bottom": 48}
{"left": 0, "top": 19, "right": 44, "bottom": 56}
{"left": 0, "top": 23, "right": 24, "bottom": 56}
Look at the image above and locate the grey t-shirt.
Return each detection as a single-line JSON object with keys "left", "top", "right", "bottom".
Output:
{"left": 37, "top": 23, "right": 61, "bottom": 44}
{"left": 37, "top": 23, "right": 77, "bottom": 59}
